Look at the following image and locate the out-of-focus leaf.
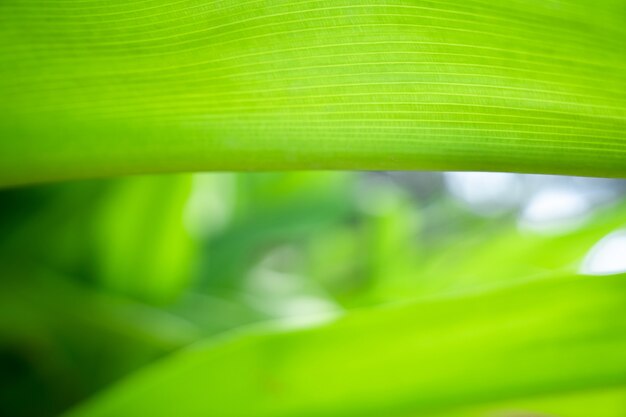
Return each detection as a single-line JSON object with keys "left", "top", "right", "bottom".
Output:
{"left": 92, "top": 175, "right": 196, "bottom": 304}
{"left": 307, "top": 178, "right": 423, "bottom": 307}
{"left": 67, "top": 273, "right": 626, "bottom": 417}
{"left": 0, "top": 266, "right": 198, "bottom": 417}
{"left": 0, "top": 181, "right": 107, "bottom": 273}
{"left": 198, "top": 172, "right": 351, "bottom": 294}
{"left": 1, "top": 1, "right": 625, "bottom": 186}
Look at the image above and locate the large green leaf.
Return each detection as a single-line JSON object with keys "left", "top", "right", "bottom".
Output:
{"left": 66, "top": 273, "right": 626, "bottom": 417}
{"left": 1, "top": 0, "right": 625, "bottom": 186}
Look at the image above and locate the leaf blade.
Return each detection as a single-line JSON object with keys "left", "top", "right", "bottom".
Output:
{"left": 1, "top": 0, "right": 626, "bottom": 185}
{"left": 67, "top": 273, "right": 626, "bottom": 417}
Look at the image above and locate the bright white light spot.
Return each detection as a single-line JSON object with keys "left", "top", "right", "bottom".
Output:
{"left": 274, "top": 296, "right": 339, "bottom": 319}
{"left": 581, "top": 229, "right": 626, "bottom": 275}
{"left": 444, "top": 172, "right": 523, "bottom": 216}
{"left": 244, "top": 246, "right": 342, "bottom": 328}
{"left": 247, "top": 269, "right": 303, "bottom": 296}
{"left": 184, "top": 174, "right": 235, "bottom": 238}
{"left": 519, "top": 188, "right": 591, "bottom": 234}
{"left": 523, "top": 189, "right": 588, "bottom": 222}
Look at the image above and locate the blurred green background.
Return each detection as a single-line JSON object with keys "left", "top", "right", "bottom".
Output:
{"left": 2, "top": 171, "right": 626, "bottom": 417}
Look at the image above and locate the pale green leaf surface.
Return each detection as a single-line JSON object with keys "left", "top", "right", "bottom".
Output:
{"left": 424, "top": 385, "right": 626, "bottom": 417}
{"left": 67, "top": 273, "right": 626, "bottom": 417}
{"left": 1, "top": 0, "right": 625, "bottom": 186}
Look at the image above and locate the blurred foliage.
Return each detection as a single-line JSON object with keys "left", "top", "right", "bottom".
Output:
{"left": 1, "top": 171, "right": 626, "bottom": 416}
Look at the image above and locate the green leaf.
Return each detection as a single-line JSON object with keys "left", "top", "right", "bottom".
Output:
{"left": 1, "top": 1, "right": 625, "bottom": 186}
{"left": 0, "top": 265, "right": 198, "bottom": 415}
{"left": 66, "top": 273, "right": 626, "bottom": 417}
{"left": 92, "top": 175, "right": 196, "bottom": 304}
